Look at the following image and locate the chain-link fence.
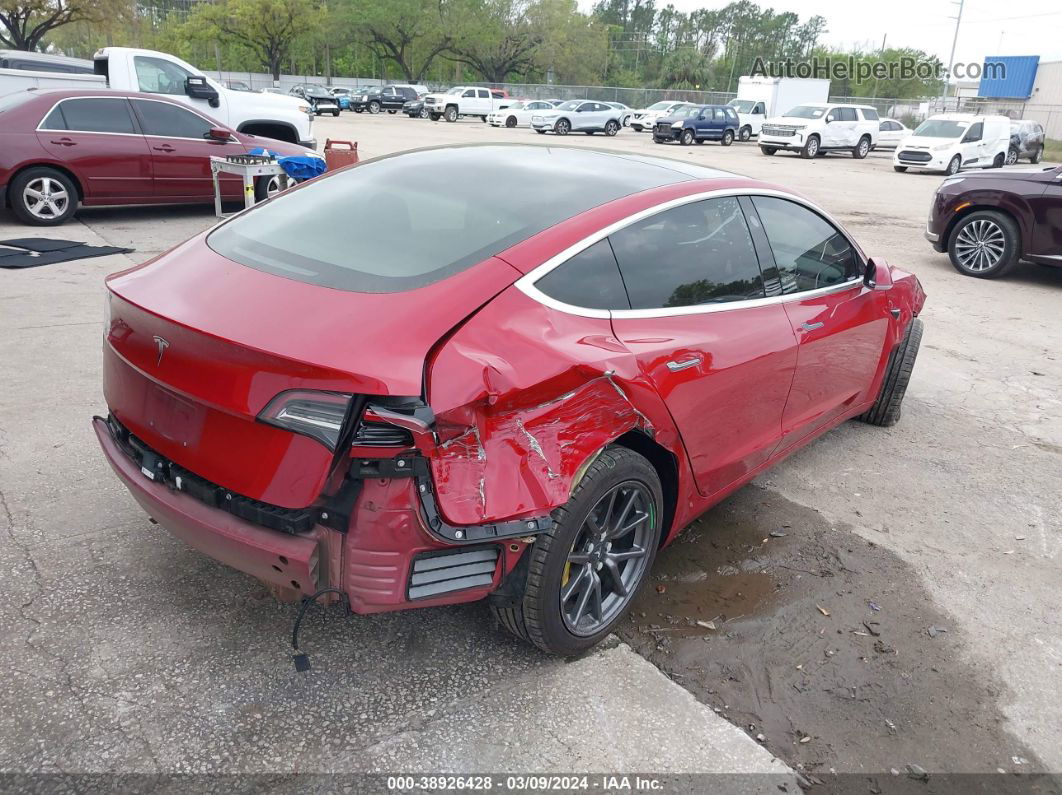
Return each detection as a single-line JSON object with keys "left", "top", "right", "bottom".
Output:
{"left": 210, "top": 71, "right": 1062, "bottom": 139}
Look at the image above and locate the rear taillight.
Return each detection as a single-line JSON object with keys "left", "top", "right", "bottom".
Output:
{"left": 258, "top": 390, "right": 352, "bottom": 450}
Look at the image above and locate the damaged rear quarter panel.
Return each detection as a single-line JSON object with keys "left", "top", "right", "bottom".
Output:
{"left": 426, "top": 287, "right": 685, "bottom": 526}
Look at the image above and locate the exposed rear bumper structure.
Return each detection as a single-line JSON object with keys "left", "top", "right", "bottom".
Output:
{"left": 93, "top": 416, "right": 324, "bottom": 594}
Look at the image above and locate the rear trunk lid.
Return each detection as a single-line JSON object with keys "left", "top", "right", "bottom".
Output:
{"left": 104, "top": 235, "right": 518, "bottom": 508}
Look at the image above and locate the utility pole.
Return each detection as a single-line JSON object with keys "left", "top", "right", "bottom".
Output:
{"left": 940, "top": 0, "right": 965, "bottom": 112}
{"left": 872, "top": 33, "right": 886, "bottom": 101}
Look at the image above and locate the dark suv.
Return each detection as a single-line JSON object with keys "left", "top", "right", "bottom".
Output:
{"left": 352, "top": 85, "right": 419, "bottom": 114}
{"left": 925, "top": 165, "right": 1062, "bottom": 278}
{"left": 652, "top": 104, "right": 739, "bottom": 146}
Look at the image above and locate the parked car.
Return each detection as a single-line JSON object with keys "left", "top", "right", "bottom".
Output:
{"left": 603, "top": 101, "right": 634, "bottom": 126}
{"left": 226, "top": 81, "right": 253, "bottom": 92}
{"left": 352, "top": 85, "right": 419, "bottom": 114}
{"left": 403, "top": 97, "right": 428, "bottom": 118}
{"left": 487, "top": 99, "right": 558, "bottom": 128}
{"left": 759, "top": 103, "right": 880, "bottom": 159}
{"left": 925, "top": 164, "right": 1062, "bottom": 278}
{"left": 1007, "top": 119, "right": 1045, "bottom": 165}
{"left": 0, "top": 89, "right": 320, "bottom": 225}
{"left": 329, "top": 87, "right": 353, "bottom": 111}
{"left": 874, "top": 119, "right": 910, "bottom": 149}
{"left": 531, "top": 100, "right": 623, "bottom": 136}
{"left": 652, "top": 104, "right": 739, "bottom": 146}
{"left": 893, "top": 114, "right": 1010, "bottom": 175}
{"left": 0, "top": 47, "right": 316, "bottom": 149}
{"left": 0, "top": 49, "right": 94, "bottom": 74}
{"left": 630, "top": 101, "right": 695, "bottom": 132}
{"left": 423, "top": 86, "right": 511, "bottom": 122}
{"left": 93, "top": 144, "right": 925, "bottom": 656}
{"left": 289, "top": 84, "right": 339, "bottom": 116}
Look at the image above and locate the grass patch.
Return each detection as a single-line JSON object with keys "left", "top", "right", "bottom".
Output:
{"left": 1043, "top": 138, "right": 1062, "bottom": 163}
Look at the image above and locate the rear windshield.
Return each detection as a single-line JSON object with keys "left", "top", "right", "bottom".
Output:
{"left": 207, "top": 146, "right": 695, "bottom": 293}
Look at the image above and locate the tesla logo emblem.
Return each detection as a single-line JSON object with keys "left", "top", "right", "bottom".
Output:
{"left": 153, "top": 335, "right": 169, "bottom": 366}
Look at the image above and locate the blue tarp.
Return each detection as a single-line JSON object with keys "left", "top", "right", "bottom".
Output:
{"left": 249, "top": 148, "right": 327, "bottom": 181}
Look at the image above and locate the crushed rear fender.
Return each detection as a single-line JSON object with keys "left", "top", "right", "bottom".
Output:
{"left": 424, "top": 286, "right": 687, "bottom": 527}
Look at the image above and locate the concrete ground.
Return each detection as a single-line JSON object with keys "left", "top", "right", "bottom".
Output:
{"left": 1, "top": 110, "right": 1059, "bottom": 781}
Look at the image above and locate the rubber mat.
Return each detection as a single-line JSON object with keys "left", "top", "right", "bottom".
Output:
{"left": 0, "top": 238, "right": 133, "bottom": 269}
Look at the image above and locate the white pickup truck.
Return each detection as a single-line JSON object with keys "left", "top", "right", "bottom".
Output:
{"left": 422, "top": 86, "right": 512, "bottom": 122}
{"left": 0, "top": 47, "right": 316, "bottom": 148}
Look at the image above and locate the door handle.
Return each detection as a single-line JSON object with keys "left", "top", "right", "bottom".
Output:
{"left": 801, "top": 321, "right": 825, "bottom": 331}
{"left": 152, "top": 144, "right": 176, "bottom": 152}
{"left": 666, "top": 356, "right": 702, "bottom": 372}
{"left": 50, "top": 138, "right": 76, "bottom": 146}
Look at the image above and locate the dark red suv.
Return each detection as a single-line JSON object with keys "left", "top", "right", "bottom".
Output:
{"left": 926, "top": 164, "right": 1062, "bottom": 278}
{"left": 95, "top": 145, "right": 926, "bottom": 655}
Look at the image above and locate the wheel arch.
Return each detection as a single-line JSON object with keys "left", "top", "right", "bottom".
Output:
{"left": 944, "top": 202, "right": 1025, "bottom": 257}
{"left": 236, "top": 120, "right": 299, "bottom": 144}
{"left": 5, "top": 161, "right": 85, "bottom": 205}
{"left": 610, "top": 430, "right": 679, "bottom": 546}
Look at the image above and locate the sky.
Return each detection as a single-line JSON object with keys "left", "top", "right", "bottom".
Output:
{"left": 602, "top": 0, "right": 1062, "bottom": 67}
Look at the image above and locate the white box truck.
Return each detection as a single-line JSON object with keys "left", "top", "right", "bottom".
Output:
{"left": 727, "top": 76, "right": 830, "bottom": 141}
{"left": 0, "top": 47, "right": 316, "bottom": 148}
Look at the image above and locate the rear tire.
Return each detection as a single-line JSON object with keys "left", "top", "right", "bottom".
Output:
{"left": 1030, "top": 146, "right": 1043, "bottom": 164}
{"left": 760, "top": 146, "right": 777, "bottom": 156}
{"left": 739, "top": 125, "right": 752, "bottom": 142}
{"left": 721, "top": 129, "right": 734, "bottom": 146}
{"left": 860, "top": 319, "right": 924, "bottom": 427}
{"left": 254, "top": 174, "right": 284, "bottom": 202}
{"left": 429, "top": 112, "right": 441, "bottom": 121}
{"left": 490, "top": 446, "right": 663, "bottom": 656}
{"left": 893, "top": 166, "right": 908, "bottom": 172}
{"left": 991, "top": 153, "right": 1005, "bottom": 168}
{"left": 9, "top": 166, "right": 78, "bottom": 226}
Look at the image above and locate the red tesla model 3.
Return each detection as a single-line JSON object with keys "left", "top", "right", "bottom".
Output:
{"left": 0, "top": 88, "right": 317, "bottom": 225}
{"left": 94, "top": 145, "right": 925, "bottom": 655}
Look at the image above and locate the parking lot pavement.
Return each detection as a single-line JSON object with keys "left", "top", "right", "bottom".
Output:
{"left": 1, "top": 112, "right": 1060, "bottom": 777}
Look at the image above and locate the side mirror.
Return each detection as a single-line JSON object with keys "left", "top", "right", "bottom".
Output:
{"left": 205, "top": 127, "right": 231, "bottom": 142}
{"left": 185, "top": 76, "right": 220, "bottom": 108}
{"left": 826, "top": 115, "right": 835, "bottom": 123}
{"left": 864, "top": 257, "right": 893, "bottom": 289}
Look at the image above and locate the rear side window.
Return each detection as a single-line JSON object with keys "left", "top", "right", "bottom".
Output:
{"left": 133, "top": 100, "right": 212, "bottom": 138}
{"left": 833, "top": 107, "right": 858, "bottom": 122}
{"left": 41, "top": 98, "right": 136, "bottom": 134}
{"left": 861, "top": 108, "right": 880, "bottom": 120}
{"left": 609, "top": 197, "right": 765, "bottom": 309}
{"left": 752, "top": 197, "right": 860, "bottom": 293}
{"left": 534, "top": 239, "right": 630, "bottom": 310}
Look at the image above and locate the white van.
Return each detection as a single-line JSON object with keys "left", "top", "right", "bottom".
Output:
{"left": 893, "top": 114, "right": 1010, "bottom": 175}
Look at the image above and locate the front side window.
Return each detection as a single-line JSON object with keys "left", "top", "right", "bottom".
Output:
{"left": 134, "top": 56, "right": 193, "bottom": 95}
{"left": 462, "top": 89, "right": 476, "bottom": 98}
{"left": 752, "top": 197, "right": 860, "bottom": 294}
{"left": 963, "top": 122, "right": 983, "bottom": 142}
{"left": 41, "top": 98, "right": 136, "bottom": 134}
{"left": 133, "top": 100, "right": 212, "bottom": 139}
{"left": 534, "top": 239, "right": 630, "bottom": 310}
{"left": 609, "top": 197, "right": 765, "bottom": 309}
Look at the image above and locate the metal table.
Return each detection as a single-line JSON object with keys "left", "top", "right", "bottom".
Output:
{"left": 210, "top": 156, "right": 290, "bottom": 217}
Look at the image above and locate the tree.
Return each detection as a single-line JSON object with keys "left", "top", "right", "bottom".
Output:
{"left": 349, "top": 0, "right": 454, "bottom": 83}
{"left": 448, "top": 0, "right": 540, "bottom": 84}
{"left": 186, "top": 0, "right": 318, "bottom": 81}
{"left": 0, "top": 0, "right": 100, "bottom": 50}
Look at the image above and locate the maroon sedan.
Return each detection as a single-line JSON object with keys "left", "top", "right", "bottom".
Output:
{"left": 0, "top": 88, "right": 318, "bottom": 225}
{"left": 95, "top": 145, "right": 926, "bottom": 656}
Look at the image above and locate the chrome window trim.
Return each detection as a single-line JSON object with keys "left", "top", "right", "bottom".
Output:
{"left": 34, "top": 95, "right": 224, "bottom": 140}
{"left": 35, "top": 95, "right": 140, "bottom": 137}
{"left": 515, "top": 187, "right": 867, "bottom": 320}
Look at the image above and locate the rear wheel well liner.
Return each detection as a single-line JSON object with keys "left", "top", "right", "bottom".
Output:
{"left": 610, "top": 430, "right": 678, "bottom": 545}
